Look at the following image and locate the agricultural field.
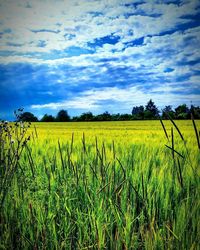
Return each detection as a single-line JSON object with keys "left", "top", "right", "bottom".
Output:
{"left": 0, "top": 120, "right": 199, "bottom": 249}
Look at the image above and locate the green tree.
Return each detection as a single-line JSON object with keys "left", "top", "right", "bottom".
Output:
{"left": 17, "top": 112, "right": 38, "bottom": 122}
{"left": 132, "top": 105, "right": 144, "bottom": 119}
{"left": 191, "top": 105, "right": 200, "bottom": 119}
{"left": 72, "top": 116, "right": 80, "bottom": 122}
{"left": 162, "top": 105, "right": 175, "bottom": 119}
{"left": 40, "top": 114, "right": 55, "bottom": 122}
{"left": 111, "top": 113, "right": 120, "bottom": 121}
{"left": 79, "top": 112, "right": 94, "bottom": 121}
{"left": 119, "top": 114, "right": 132, "bottom": 120}
{"left": 56, "top": 110, "right": 70, "bottom": 122}
{"left": 96, "top": 111, "right": 111, "bottom": 121}
{"left": 175, "top": 104, "right": 190, "bottom": 119}
{"left": 144, "top": 99, "right": 159, "bottom": 119}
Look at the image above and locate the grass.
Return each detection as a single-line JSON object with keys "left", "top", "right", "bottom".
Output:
{"left": 0, "top": 119, "right": 199, "bottom": 249}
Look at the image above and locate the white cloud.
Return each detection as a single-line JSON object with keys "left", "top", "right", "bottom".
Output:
{"left": 0, "top": 0, "right": 199, "bottom": 56}
{"left": 31, "top": 84, "right": 200, "bottom": 113}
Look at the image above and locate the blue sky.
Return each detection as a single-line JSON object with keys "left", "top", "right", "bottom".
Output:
{"left": 0, "top": 0, "right": 200, "bottom": 120}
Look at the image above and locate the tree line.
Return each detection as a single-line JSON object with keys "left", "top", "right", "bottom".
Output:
{"left": 16, "top": 99, "right": 200, "bottom": 122}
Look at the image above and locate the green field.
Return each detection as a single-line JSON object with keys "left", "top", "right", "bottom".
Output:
{"left": 1, "top": 120, "right": 199, "bottom": 249}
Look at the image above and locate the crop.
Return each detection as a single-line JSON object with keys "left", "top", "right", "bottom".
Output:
{"left": 0, "top": 117, "right": 199, "bottom": 249}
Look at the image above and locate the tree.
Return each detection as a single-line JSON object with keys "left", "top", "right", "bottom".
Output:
{"left": 96, "top": 111, "right": 111, "bottom": 121}
{"left": 132, "top": 105, "right": 144, "bottom": 119}
{"left": 40, "top": 114, "right": 55, "bottom": 122}
{"left": 56, "top": 110, "right": 70, "bottom": 122}
{"left": 71, "top": 116, "right": 80, "bottom": 122}
{"left": 17, "top": 112, "right": 38, "bottom": 122}
{"left": 79, "top": 112, "right": 94, "bottom": 121}
{"left": 111, "top": 113, "right": 120, "bottom": 121}
{"left": 119, "top": 114, "right": 132, "bottom": 121}
{"left": 191, "top": 105, "right": 200, "bottom": 119}
{"left": 162, "top": 105, "right": 175, "bottom": 119}
{"left": 175, "top": 104, "right": 190, "bottom": 119}
{"left": 144, "top": 99, "right": 159, "bottom": 119}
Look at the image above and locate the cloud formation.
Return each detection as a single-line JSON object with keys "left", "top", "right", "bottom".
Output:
{"left": 0, "top": 0, "right": 200, "bottom": 119}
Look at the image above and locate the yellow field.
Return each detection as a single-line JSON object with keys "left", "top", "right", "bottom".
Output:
{"left": 31, "top": 120, "right": 199, "bottom": 152}
{"left": 32, "top": 120, "right": 197, "bottom": 141}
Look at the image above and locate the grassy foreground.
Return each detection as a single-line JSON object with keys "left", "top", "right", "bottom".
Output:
{"left": 0, "top": 120, "right": 199, "bottom": 249}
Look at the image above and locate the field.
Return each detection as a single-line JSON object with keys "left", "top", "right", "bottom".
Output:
{"left": 0, "top": 120, "right": 199, "bottom": 249}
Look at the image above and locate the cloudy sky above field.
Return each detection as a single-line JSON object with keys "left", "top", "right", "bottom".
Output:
{"left": 0, "top": 0, "right": 200, "bottom": 119}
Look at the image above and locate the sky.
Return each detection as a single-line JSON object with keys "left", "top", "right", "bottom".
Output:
{"left": 0, "top": 0, "right": 200, "bottom": 120}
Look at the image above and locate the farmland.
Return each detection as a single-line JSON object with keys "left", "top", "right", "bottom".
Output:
{"left": 1, "top": 120, "right": 199, "bottom": 249}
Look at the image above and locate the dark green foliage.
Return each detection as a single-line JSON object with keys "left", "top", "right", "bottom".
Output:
{"left": 162, "top": 104, "right": 200, "bottom": 120}
{"left": 191, "top": 113, "right": 200, "bottom": 149}
{"left": 56, "top": 109, "right": 70, "bottom": 122}
{"left": 40, "top": 114, "right": 55, "bottom": 122}
{"left": 118, "top": 113, "right": 133, "bottom": 120}
{"left": 162, "top": 105, "right": 175, "bottom": 119}
{"left": 95, "top": 111, "right": 112, "bottom": 121}
{"left": 175, "top": 104, "right": 190, "bottom": 119}
{"left": 131, "top": 100, "right": 160, "bottom": 120}
{"left": 191, "top": 105, "right": 200, "bottom": 119}
{"left": 111, "top": 113, "right": 121, "bottom": 121}
{"left": 71, "top": 115, "right": 80, "bottom": 121}
{"left": 144, "top": 99, "right": 159, "bottom": 119}
{"left": 17, "top": 111, "right": 38, "bottom": 122}
{"left": 79, "top": 112, "right": 94, "bottom": 121}
{"left": 132, "top": 105, "right": 144, "bottom": 119}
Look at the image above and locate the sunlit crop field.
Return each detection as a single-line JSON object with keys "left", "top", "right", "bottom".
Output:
{"left": 1, "top": 120, "right": 199, "bottom": 249}
{"left": 30, "top": 120, "right": 198, "bottom": 147}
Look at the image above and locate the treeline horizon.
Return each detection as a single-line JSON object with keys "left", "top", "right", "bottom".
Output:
{"left": 11, "top": 99, "right": 200, "bottom": 122}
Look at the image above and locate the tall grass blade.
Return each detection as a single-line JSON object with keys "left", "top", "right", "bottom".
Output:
{"left": 70, "top": 132, "right": 74, "bottom": 155}
{"left": 177, "top": 158, "right": 183, "bottom": 188}
{"left": 141, "top": 173, "right": 145, "bottom": 199}
{"left": 82, "top": 132, "right": 87, "bottom": 154}
{"left": 191, "top": 113, "right": 200, "bottom": 150}
{"left": 159, "top": 118, "right": 169, "bottom": 141}
{"left": 171, "top": 127, "right": 174, "bottom": 159}
{"left": 165, "top": 145, "right": 184, "bottom": 158}
{"left": 58, "top": 140, "right": 65, "bottom": 170}
{"left": 25, "top": 144, "right": 35, "bottom": 178}
{"left": 166, "top": 112, "right": 185, "bottom": 141}
{"left": 97, "top": 181, "right": 111, "bottom": 195}
{"left": 116, "top": 158, "right": 126, "bottom": 180}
